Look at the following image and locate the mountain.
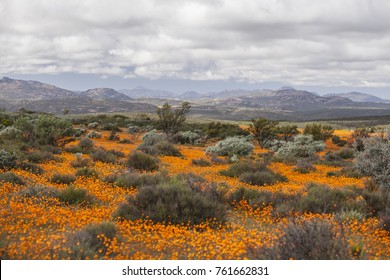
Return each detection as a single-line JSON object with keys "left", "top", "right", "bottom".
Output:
{"left": 0, "top": 77, "right": 77, "bottom": 101}
{"left": 203, "top": 89, "right": 256, "bottom": 99}
{"left": 324, "top": 92, "right": 390, "bottom": 103}
{"left": 0, "top": 77, "right": 156, "bottom": 115}
{"left": 9, "top": 97, "right": 157, "bottom": 115}
{"left": 119, "top": 86, "right": 177, "bottom": 99}
{"left": 80, "top": 88, "right": 132, "bottom": 101}
{"left": 177, "top": 91, "right": 204, "bottom": 100}
{"left": 206, "top": 88, "right": 353, "bottom": 110}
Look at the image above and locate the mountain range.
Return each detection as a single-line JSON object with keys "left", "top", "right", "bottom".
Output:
{"left": 1, "top": 76, "right": 390, "bottom": 121}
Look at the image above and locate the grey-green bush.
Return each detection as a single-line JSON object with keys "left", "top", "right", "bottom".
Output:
{"left": 205, "top": 136, "right": 254, "bottom": 158}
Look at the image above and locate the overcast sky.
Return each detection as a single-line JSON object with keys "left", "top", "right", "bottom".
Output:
{"left": 1, "top": 0, "right": 390, "bottom": 97}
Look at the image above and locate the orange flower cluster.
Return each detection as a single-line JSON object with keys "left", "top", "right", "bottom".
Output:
{"left": 1, "top": 128, "right": 389, "bottom": 260}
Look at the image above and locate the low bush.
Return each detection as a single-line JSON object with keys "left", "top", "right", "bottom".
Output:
{"left": 252, "top": 219, "right": 351, "bottom": 260}
{"left": 332, "top": 135, "right": 347, "bottom": 147}
{"left": 219, "top": 160, "right": 268, "bottom": 178}
{"left": 173, "top": 131, "right": 201, "bottom": 145}
{"left": 90, "top": 148, "right": 118, "bottom": 163}
{"left": 304, "top": 123, "right": 334, "bottom": 141}
{"left": 203, "top": 121, "right": 249, "bottom": 140}
{"left": 239, "top": 170, "right": 287, "bottom": 186}
{"left": 0, "top": 172, "right": 24, "bottom": 185}
{"left": 270, "top": 135, "right": 325, "bottom": 159}
{"left": 126, "top": 152, "right": 159, "bottom": 172}
{"left": 65, "top": 222, "right": 117, "bottom": 259}
{"left": 78, "top": 138, "right": 94, "bottom": 151}
{"left": 115, "top": 172, "right": 167, "bottom": 188}
{"left": 293, "top": 158, "right": 317, "bottom": 174}
{"left": 113, "top": 177, "right": 226, "bottom": 226}
{"left": 205, "top": 136, "right": 254, "bottom": 159}
{"left": 228, "top": 187, "right": 296, "bottom": 213}
{"left": 86, "top": 131, "right": 102, "bottom": 139}
{"left": 70, "top": 154, "right": 91, "bottom": 168}
{"left": 336, "top": 148, "right": 355, "bottom": 159}
{"left": 18, "top": 184, "right": 59, "bottom": 200}
{"left": 355, "top": 137, "right": 390, "bottom": 191}
{"left": 25, "top": 151, "right": 55, "bottom": 163}
{"left": 59, "top": 186, "right": 94, "bottom": 206}
{"left": 75, "top": 167, "right": 99, "bottom": 178}
{"left": 51, "top": 173, "right": 76, "bottom": 185}
{"left": 0, "top": 149, "right": 18, "bottom": 170}
{"left": 18, "top": 162, "right": 44, "bottom": 174}
{"left": 297, "top": 183, "right": 367, "bottom": 214}
{"left": 192, "top": 158, "right": 211, "bottom": 166}
{"left": 139, "top": 141, "right": 182, "bottom": 157}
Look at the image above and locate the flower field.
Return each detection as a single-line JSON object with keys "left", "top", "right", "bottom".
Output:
{"left": 1, "top": 129, "right": 390, "bottom": 260}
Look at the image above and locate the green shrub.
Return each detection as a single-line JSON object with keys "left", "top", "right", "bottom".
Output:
{"left": 204, "top": 121, "right": 249, "bottom": 140}
{"left": 304, "top": 123, "right": 334, "bottom": 141}
{"left": 239, "top": 170, "right": 287, "bottom": 186}
{"left": 65, "top": 222, "right": 117, "bottom": 259}
{"left": 228, "top": 187, "right": 296, "bottom": 214}
{"left": 25, "top": 151, "right": 55, "bottom": 163}
{"left": 0, "top": 172, "right": 24, "bottom": 185}
{"left": 78, "top": 138, "right": 94, "bottom": 150}
{"left": 173, "top": 131, "right": 202, "bottom": 145}
{"left": 356, "top": 137, "right": 390, "bottom": 191}
{"left": 336, "top": 148, "right": 355, "bottom": 159}
{"left": 126, "top": 152, "right": 159, "bottom": 172}
{"left": 59, "top": 186, "right": 94, "bottom": 206}
{"left": 114, "top": 178, "right": 226, "bottom": 226}
{"left": 192, "top": 158, "right": 211, "bottom": 166}
{"left": 253, "top": 219, "right": 351, "bottom": 260}
{"left": 219, "top": 160, "right": 268, "bottom": 178}
{"left": 270, "top": 135, "right": 325, "bottom": 159}
{"left": 138, "top": 130, "right": 181, "bottom": 157}
{"left": 90, "top": 148, "right": 118, "bottom": 163}
{"left": 86, "top": 131, "right": 102, "bottom": 139}
{"left": 293, "top": 158, "right": 316, "bottom": 174}
{"left": 141, "top": 130, "right": 167, "bottom": 146}
{"left": 51, "top": 173, "right": 76, "bottom": 185}
{"left": 297, "top": 183, "right": 367, "bottom": 214}
{"left": 75, "top": 167, "right": 98, "bottom": 178}
{"left": 0, "top": 126, "right": 22, "bottom": 140}
{"left": 18, "top": 162, "right": 44, "bottom": 174}
{"left": 115, "top": 172, "right": 167, "bottom": 188}
{"left": 18, "top": 184, "right": 59, "bottom": 200}
{"left": 205, "top": 136, "right": 254, "bottom": 158}
{"left": 0, "top": 149, "right": 18, "bottom": 170}
{"left": 248, "top": 118, "right": 279, "bottom": 147}
{"left": 34, "top": 115, "right": 73, "bottom": 146}
{"left": 70, "top": 154, "right": 91, "bottom": 168}
{"left": 332, "top": 135, "right": 347, "bottom": 147}
{"left": 139, "top": 141, "right": 182, "bottom": 157}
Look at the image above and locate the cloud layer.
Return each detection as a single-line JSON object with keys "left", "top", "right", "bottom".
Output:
{"left": 1, "top": 0, "right": 390, "bottom": 87}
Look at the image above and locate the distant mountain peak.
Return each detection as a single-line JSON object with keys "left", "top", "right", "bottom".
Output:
{"left": 80, "top": 88, "right": 132, "bottom": 101}
{"left": 324, "top": 92, "right": 389, "bottom": 103}
{"left": 280, "top": 86, "right": 296, "bottom": 90}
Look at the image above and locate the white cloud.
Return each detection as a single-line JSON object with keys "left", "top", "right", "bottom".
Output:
{"left": 1, "top": 0, "right": 390, "bottom": 88}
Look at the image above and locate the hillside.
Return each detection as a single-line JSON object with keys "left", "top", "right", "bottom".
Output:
{"left": 324, "top": 92, "right": 390, "bottom": 103}
{"left": 0, "top": 77, "right": 77, "bottom": 101}
{"left": 80, "top": 88, "right": 132, "bottom": 101}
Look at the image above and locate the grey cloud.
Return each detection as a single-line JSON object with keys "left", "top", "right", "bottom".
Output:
{"left": 0, "top": 0, "right": 390, "bottom": 88}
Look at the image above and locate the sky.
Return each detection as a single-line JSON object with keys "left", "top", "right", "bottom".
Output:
{"left": 1, "top": 0, "right": 390, "bottom": 97}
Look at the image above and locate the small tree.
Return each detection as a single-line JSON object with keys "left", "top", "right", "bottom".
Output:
{"left": 157, "top": 102, "right": 191, "bottom": 139}
{"left": 304, "top": 123, "right": 334, "bottom": 141}
{"left": 248, "top": 118, "right": 278, "bottom": 147}
{"left": 34, "top": 115, "right": 73, "bottom": 146}
{"left": 275, "top": 124, "right": 299, "bottom": 141}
